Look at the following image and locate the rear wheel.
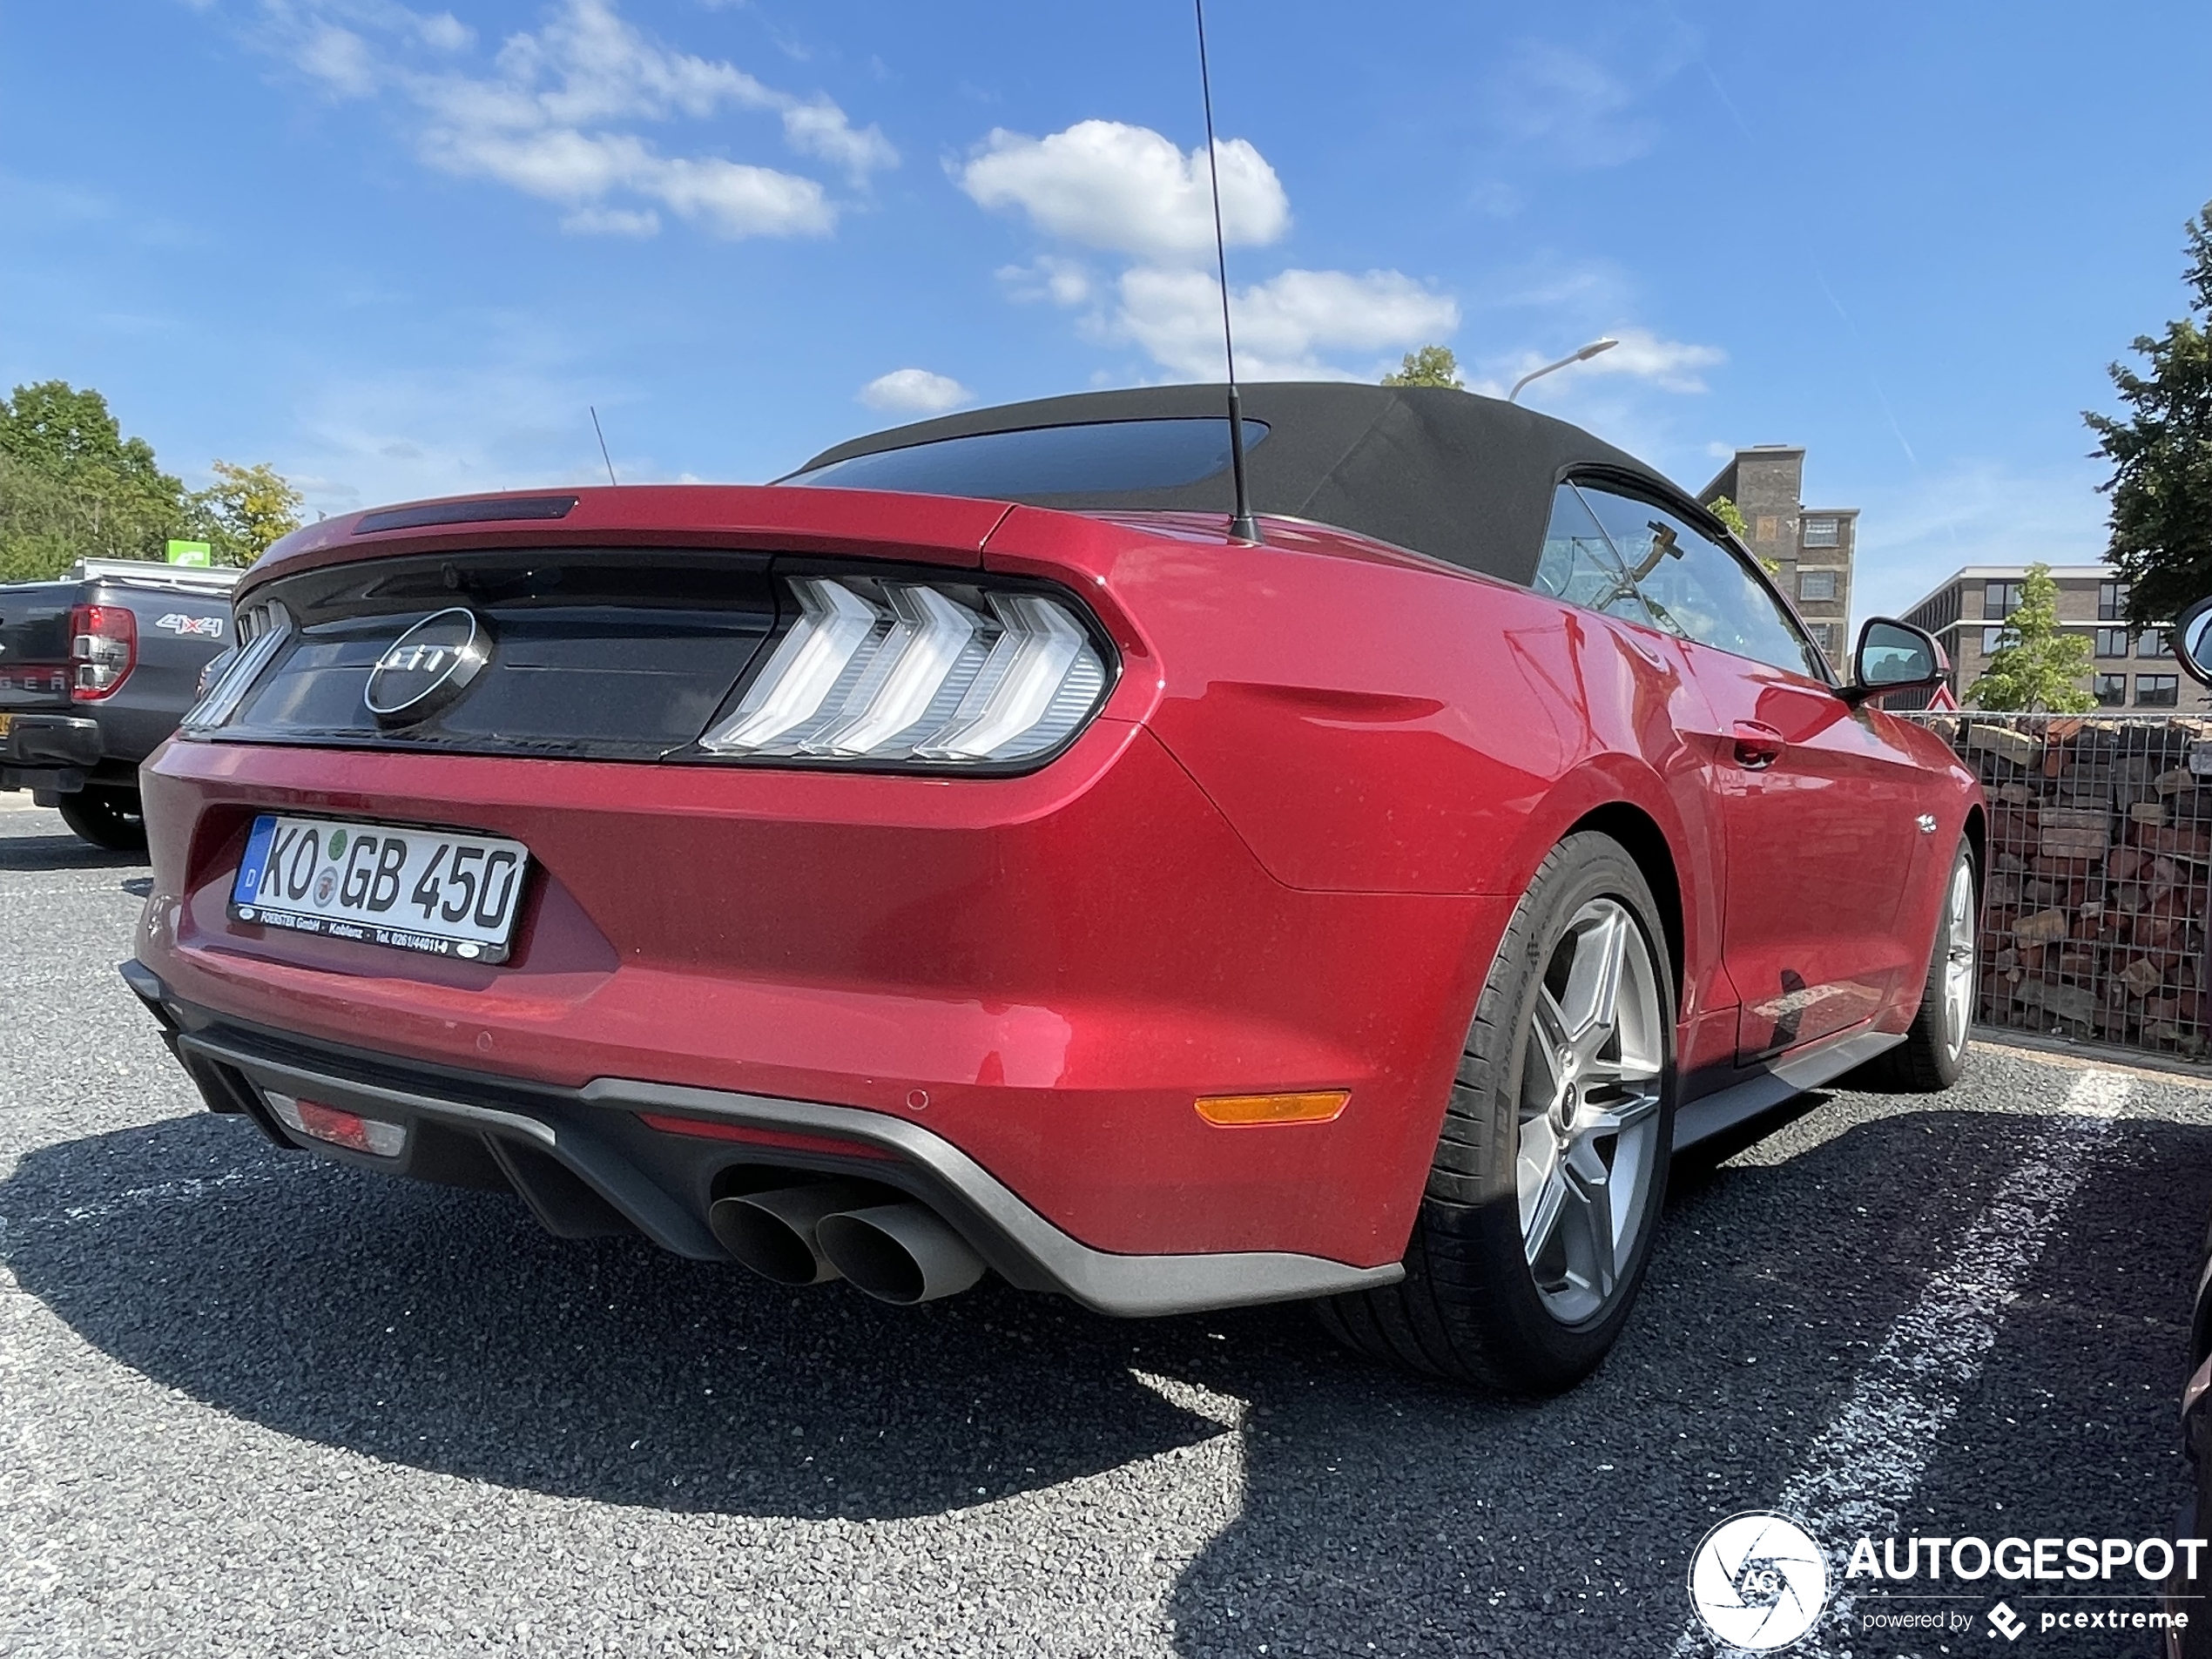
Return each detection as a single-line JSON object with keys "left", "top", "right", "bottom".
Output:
{"left": 1316, "top": 832, "right": 1675, "bottom": 1393}
{"left": 1849, "top": 838, "right": 1975, "bottom": 1093}
{"left": 57, "top": 786, "right": 148, "bottom": 853}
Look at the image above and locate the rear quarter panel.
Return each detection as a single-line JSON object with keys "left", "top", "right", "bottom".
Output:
{"left": 986, "top": 507, "right": 1737, "bottom": 1075}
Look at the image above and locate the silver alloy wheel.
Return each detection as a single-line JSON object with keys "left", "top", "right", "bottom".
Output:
{"left": 1515, "top": 897, "right": 1666, "bottom": 1325}
{"left": 1940, "top": 856, "right": 1977, "bottom": 1060}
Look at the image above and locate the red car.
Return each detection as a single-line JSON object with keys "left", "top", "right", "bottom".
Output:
{"left": 124, "top": 384, "right": 1981, "bottom": 1393}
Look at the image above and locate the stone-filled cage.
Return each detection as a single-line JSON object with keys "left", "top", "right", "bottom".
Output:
{"left": 1906, "top": 712, "right": 2212, "bottom": 1060}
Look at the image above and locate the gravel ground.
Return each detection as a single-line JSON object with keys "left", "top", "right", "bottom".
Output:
{"left": 3, "top": 795, "right": 2210, "bottom": 1657}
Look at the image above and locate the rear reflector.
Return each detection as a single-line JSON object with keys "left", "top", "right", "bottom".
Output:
{"left": 637, "top": 1112, "right": 894, "bottom": 1161}
{"left": 1194, "top": 1089, "right": 1350, "bottom": 1128}
{"left": 266, "top": 1091, "right": 407, "bottom": 1157}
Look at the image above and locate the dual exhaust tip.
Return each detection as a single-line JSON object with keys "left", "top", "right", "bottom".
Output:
{"left": 708, "top": 1180, "right": 986, "bottom": 1305}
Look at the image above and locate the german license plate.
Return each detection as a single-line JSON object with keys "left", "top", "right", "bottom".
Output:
{"left": 229, "top": 813, "right": 530, "bottom": 963}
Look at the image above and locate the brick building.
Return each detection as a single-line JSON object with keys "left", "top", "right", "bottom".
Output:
{"left": 1697, "top": 445, "right": 1856, "bottom": 664}
{"left": 1898, "top": 564, "right": 2209, "bottom": 711}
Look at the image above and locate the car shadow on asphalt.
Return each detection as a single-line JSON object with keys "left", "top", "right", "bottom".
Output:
{"left": 0, "top": 826, "right": 146, "bottom": 872}
{"left": 0, "top": 1110, "right": 1231, "bottom": 1521}
{"left": 5, "top": 1098, "right": 2209, "bottom": 1656}
{"left": 1151, "top": 1101, "right": 2212, "bottom": 1656}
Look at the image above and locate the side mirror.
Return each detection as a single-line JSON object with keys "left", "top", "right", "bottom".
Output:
{"left": 2174, "top": 596, "right": 2212, "bottom": 689}
{"left": 1839, "top": 617, "right": 1946, "bottom": 706}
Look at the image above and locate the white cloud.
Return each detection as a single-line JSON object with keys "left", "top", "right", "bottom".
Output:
{"left": 996, "top": 254, "right": 1093, "bottom": 307}
{"left": 1116, "top": 266, "right": 1460, "bottom": 381}
{"left": 1460, "top": 332, "right": 1722, "bottom": 402}
{"left": 1575, "top": 327, "right": 1725, "bottom": 393}
{"left": 957, "top": 120, "right": 1288, "bottom": 262}
{"left": 780, "top": 97, "right": 898, "bottom": 180}
{"left": 414, "top": 10, "right": 471, "bottom": 51}
{"left": 859, "top": 368, "right": 973, "bottom": 414}
{"left": 639, "top": 152, "right": 831, "bottom": 239}
{"left": 236, "top": 0, "right": 890, "bottom": 239}
{"left": 955, "top": 117, "right": 1452, "bottom": 381}
{"left": 561, "top": 204, "right": 658, "bottom": 237}
{"left": 297, "top": 23, "right": 379, "bottom": 96}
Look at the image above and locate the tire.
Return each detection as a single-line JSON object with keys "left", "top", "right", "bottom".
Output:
{"left": 1316, "top": 831, "right": 1676, "bottom": 1393}
{"left": 1848, "top": 837, "right": 1976, "bottom": 1093}
{"left": 56, "top": 786, "right": 148, "bottom": 853}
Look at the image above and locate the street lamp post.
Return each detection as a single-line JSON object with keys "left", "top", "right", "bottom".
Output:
{"left": 1507, "top": 337, "right": 1620, "bottom": 403}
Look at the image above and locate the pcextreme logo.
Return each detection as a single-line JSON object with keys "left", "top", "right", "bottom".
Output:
{"left": 1687, "top": 1515, "right": 2206, "bottom": 1651}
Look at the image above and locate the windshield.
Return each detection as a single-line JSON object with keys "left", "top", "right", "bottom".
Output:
{"left": 783, "top": 417, "right": 1270, "bottom": 500}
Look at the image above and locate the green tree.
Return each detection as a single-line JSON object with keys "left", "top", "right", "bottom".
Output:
{"left": 1703, "top": 493, "right": 1781, "bottom": 575}
{"left": 2086, "top": 203, "right": 2212, "bottom": 628}
{"left": 1706, "top": 494, "right": 1750, "bottom": 541}
{"left": 188, "top": 460, "right": 304, "bottom": 565}
{"left": 1968, "top": 563, "right": 2095, "bottom": 711}
{"left": 0, "top": 381, "right": 189, "bottom": 577}
{"left": 1382, "top": 345, "right": 1465, "bottom": 389}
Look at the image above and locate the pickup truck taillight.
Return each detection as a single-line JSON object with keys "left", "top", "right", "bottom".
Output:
{"left": 69, "top": 604, "right": 137, "bottom": 702}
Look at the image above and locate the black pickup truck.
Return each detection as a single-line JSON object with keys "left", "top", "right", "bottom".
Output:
{"left": 0, "top": 559, "right": 239, "bottom": 849}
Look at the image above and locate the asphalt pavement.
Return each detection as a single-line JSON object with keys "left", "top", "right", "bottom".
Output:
{"left": 3, "top": 794, "right": 2209, "bottom": 1658}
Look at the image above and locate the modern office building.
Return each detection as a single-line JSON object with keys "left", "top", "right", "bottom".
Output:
{"left": 1698, "top": 445, "right": 1856, "bottom": 664}
{"left": 1898, "top": 564, "right": 2209, "bottom": 711}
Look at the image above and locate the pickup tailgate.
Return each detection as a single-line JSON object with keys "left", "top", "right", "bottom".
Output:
{"left": 0, "top": 583, "right": 73, "bottom": 713}
{"left": 100, "top": 587, "right": 232, "bottom": 760}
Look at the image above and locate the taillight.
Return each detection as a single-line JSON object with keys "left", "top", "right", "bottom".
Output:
{"left": 699, "top": 575, "right": 1111, "bottom": 767}
{"left": 68, "top": 604, "right": 136, "bottom": 701}
{"left": 180, "top": 600, "right": 292, "bottom": 732}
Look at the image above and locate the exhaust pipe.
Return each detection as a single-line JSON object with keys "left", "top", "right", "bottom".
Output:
{"left": 815, "top": 1203, "right": 988, "bottom": 1305}
{"left": 709, "top": 1181, "right": 881, "bottom": 1286}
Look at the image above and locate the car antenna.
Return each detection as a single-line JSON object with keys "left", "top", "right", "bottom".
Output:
{"left": 590, "top": 406, "right": 619, "bottom": 486}
{"left": 1194, "top": 0, "right": 1259, "bottom": 544}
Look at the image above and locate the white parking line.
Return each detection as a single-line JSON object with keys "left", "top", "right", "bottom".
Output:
{"left": 1670, "top": 1068, "right": 2133, "bottom": 1656}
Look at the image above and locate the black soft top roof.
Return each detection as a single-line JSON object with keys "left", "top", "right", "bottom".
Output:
{"left": 791, "top": 381, "right": 1676, "bottom": 587}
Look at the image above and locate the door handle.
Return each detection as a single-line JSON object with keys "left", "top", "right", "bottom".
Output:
{"left": 1731, "top": 720, "right": 1785, "bottom": 770}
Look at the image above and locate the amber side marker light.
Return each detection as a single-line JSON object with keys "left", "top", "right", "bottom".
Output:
{"left": 1194, "top": 1089, "right": 1350, "bottom": 1128}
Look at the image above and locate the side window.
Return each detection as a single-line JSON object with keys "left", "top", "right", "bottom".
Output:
{"left": 1532, "top": 483, "right": 1652, "bottom": 626}
{"left": 1575, "top": 483, "right": 1825, "bottom": 680}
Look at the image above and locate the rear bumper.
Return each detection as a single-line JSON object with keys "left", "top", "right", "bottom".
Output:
{"left": 132, "top": 726, "right": 1505, "bottom": 1266}
{"left": 124, "top": 961, "right": 1403, "bottom": 1318}
{"left": 1, "top": 712, "right": 105, "bottom": 796}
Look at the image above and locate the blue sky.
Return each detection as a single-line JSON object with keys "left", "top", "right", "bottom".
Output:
{"left": 3, "top": 2, "right": 2208, "bottom": 623}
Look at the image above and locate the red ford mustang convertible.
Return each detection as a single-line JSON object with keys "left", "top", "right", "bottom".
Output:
{"left": 125, "top": 384, "right": 1980, "bottom": 1392}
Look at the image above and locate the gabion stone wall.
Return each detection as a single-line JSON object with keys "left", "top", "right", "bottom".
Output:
{"left": 1911, "top": 713, "right": 2212, "bottom": 1060}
